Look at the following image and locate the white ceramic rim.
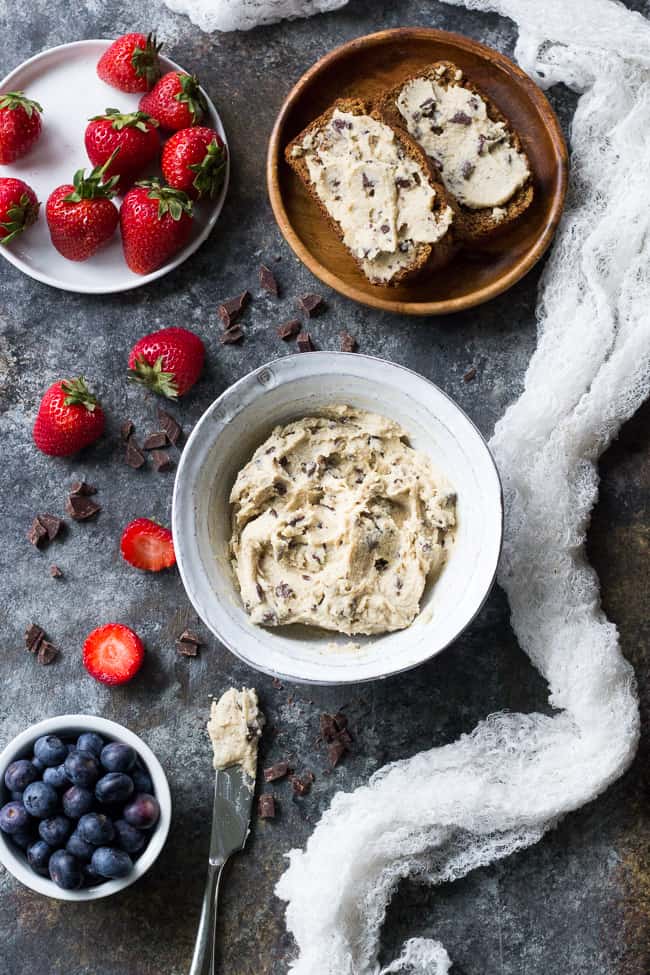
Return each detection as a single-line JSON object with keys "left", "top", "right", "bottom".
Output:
{"left": 172, "top": 352, "right": 504, "bottom": 685}
{"left": 0, "top": 714, "right": 172, "bottom": 900}
{"left": 0, "top": 39, "right": 230, "bottom": 294}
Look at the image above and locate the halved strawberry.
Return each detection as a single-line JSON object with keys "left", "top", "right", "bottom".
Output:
{"left": 120, "top": 518, "right": 176, "bottom": 571}
{"left": 83, "top": 623, "right": 144, "bottom": 686}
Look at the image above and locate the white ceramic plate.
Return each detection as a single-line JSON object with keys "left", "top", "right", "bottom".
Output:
{"left": 172, "top": 353, "right": 503, "bottom": 685}
{"left": 0, "top": 40, "right": 229, "bottom": 293}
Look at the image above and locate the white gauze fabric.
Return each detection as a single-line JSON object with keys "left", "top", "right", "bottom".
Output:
{"left": 274, "top": 1, "right": 649, "bottom": 972}
{"left": 164, "top": 0, "right": 347, "bottom": 32}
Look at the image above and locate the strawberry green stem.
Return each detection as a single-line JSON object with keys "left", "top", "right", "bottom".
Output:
{"left": 0, "top": 193, "right": 39, "bottom": 245}
{"left": 132, "top": 33, "right": 163, "bottom": 88}
{"left": 174, "top": 74, "right": 208, "bottom": 125}
{"left": 61, "top": 377, "right": 99, "bottom": 412}
{"left": 0, "top": 91, "right": 43, "bottom": 117}
{"left": 64, "top": 150, "right": 121, "bottom": 202}
{"left": 190, "top": 140, "right": 227, "bottom": 199}
{"left": 136, "top": 179, "right": 193, "bottom": 221}
{"left": 128, "top": 355, "right": 178, "bottom": 399}
{"left": 89, "top": 108, "right": 159, "bottom": 132}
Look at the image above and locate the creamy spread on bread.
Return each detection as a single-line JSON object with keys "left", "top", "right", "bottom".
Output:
{"left": 207, "top": 687, "right": 264, "bottom": 781}
{"left": 291, "top": 109, "right": 452, "bottom": 283}
{"left": 395, "top": 70, "right": 530, "bottom": 209}
{"left": 229, "top": 406, "right": 456, "bottom": 636}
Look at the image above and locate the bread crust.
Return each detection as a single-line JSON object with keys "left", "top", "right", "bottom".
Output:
{"left": 284, "top": 97, "right": 458, "bottom": 287}
{"left": 377, "top": 62, "right": 534, "bottom": 243}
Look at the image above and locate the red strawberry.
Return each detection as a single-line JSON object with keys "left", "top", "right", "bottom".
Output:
{"left": 85, "top": 108, "right": 160, "bottom": 194}
{"left": 46, "top": 154, "right": 120, "bottom": 261}
{"left": 128, "top": 326, "right": 205, "bottom": 398}
{"left": 32, "top": 377, "right": 105, "bottom": 456}
{"left": 120, "top": 180, "right": 193, "bottom": 275}
{"left": 139, "top": 72, "right": 208, "bottom": 131}
{"left": 161, "top": 127, "right": 227, "bottom": 200}
{"left": 0, "top": 91, "right": 42, "bottom": 164}
{"left": 0, "top": 177, "right": 39, "bottom": 244}
{"left": 120, "top": 518, "right": 176, "bottom": 571}
{"left": 97, "top": 33, "right": 162, "bottom": 93}
{"left": 83, "top": 623, "right": 145, "bottom": 685}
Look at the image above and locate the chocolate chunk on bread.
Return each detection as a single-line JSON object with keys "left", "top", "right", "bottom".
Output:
{"left": 285, "top": 98, "right": 456, "bottom": 287}
{"left": 378, "top": 62, "right": 533, "bottom": 242}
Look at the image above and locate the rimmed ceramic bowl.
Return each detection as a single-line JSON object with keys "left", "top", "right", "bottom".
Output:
{"left": 172, "top": 353, "right": 503, "bottom": 685}
{"left": 267, "top": 27, "right": 568, "bottom": 315}
{"left": 0, "top": 714, "right": 172, "bottom": 900}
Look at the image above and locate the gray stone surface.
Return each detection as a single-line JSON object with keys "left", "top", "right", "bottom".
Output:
{"left": 0, "top": 1, "right": 648, "bottom": 974}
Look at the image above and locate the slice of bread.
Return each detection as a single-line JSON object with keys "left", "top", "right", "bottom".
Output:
{"left": 285, "top": 98, "right": 457, "bottom": 287}
{"left": 378, "top": 62, "right": 533, "bottom": 243}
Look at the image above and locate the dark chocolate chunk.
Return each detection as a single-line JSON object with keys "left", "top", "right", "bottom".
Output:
{"left": 264, "top": 761, "right": 290, "bottom": 783}
{"left": 275, "top": 582, "right": 294, "bottom": 599}
{"left": 297, "top": 293, "right": 324, "bottom": 317}
{"left": 272, "top": 676, "right": 283, "bottom": 689}
{"left": 152, "top": 449, "right": 173, "bottom": 473}
{"left": 125, "top": 439, "right": 146, "bottom": 470}
{"left": 66, "top": 495, "right": 101, "bottom": 520}
{"left": 374, "top": 558, "right": 388, "bottom": 572}
{"left": 290, "top": 775, "right": 311, "bottom": 797}
{"left": 273, "top": 481, "right": 287, "bottom": 496}
{"left": 69, "top": 480, "right": 97, "bottom": 496}
{"left": 339, "top": 331, "right": 358, "bottom": 353}
{"left": 395, "top": 177, "right": 411, "bottom": 189}
{"left": 450, "top": 111, "right": 472, "bottom": 125}
{"left": 463, "top": 366, "right": 477, "bottom": 383}
{"left": 296, "top": 331, "right": 315, "bottom": 353}
{"left": 258, "top": 794, "right": 276, "bottom": 819}
{"left": 37, "top": 640, "right": 58, "bottom": 665}
{"left": 120, "top": 420, "right": 135, "bottom": 442}
{"left": 50, "top": 564, "right": 64, "bottom": 579}
{"left": 157, "top": 409, "right": 182, "bottom": 446}
{"left": 25, "top": 623, "right": 45, "bottom": 654}
{"left": 319, "top": 713, "right": 339, "bottom": 743}
{"left": 142, "top": 431, "right": 168, "bottom": 450}
{"left": 259, "top": 264, "right": 279, "bottom": 296}
{"left": 277, "top": 318, "right": 301, "bottom": 340}
{"left": 328, "top": 741, "right": 347, "bottom": 767}
{"left": 461, "top": 160, "right": 475, "bottom": 180}
{"left": 218, "top": 291, "right": 249, "bottom": 328}
{"left": 28, "top": 517, "right": 48, "bottom": 548}
{"left": 177, "top": 629, "right": 202, "bottom": 657}
{"left": 262, "top": 611, "right": 278, "bottom": 625}
{"left": 39, "top": 513, "right": 63, "bottom": 541}
{"left": 220, "top": 326, "right": 243, "bottom": 345}
{"left": 380, "top": 223, "right": 390, "bottom": 234}
{"left": 332, "top": 118, "right": 346, "bottom": 132}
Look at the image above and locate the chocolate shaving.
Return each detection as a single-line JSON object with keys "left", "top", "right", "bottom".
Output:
{"left": 66, "top": 494, "right": 101, "bottom": 521}
{"left": 50, "top": 564, "right": 63, "bottom": 579}
{"left": 157, "top": 409, "right": 182, "bottom": 446}
{"left": 463, "top": 366, "right": 477, "bottom": 383}
{"left": 125, "top": 439, "right": 146, "bottom": 470}
{"left": 264, "top": 761, "right": 290, "bottom": 783}
{"left": 328, "top": 741, "right": 347, "bottom": 767}
{"left": 450, "top": 111, "right": 472, "bottom": 125}
{"left": 37, "top": 640, "right": 59, "bottom": 665}
{"left": 25, "top": 623, "right": 45, "bottom": 654}
{"left": 120, "top": 419, "right": 135, "bottom": 442}
{"left": 277, "top": 318, "right": 301, "bottom": 341}
{"left": 296, "top": 331, "right": 315, "bottom": 353}
{"left": 218, "top": 291, "right": 249, "bottom": 328}
{"left": 258, "top": 794, "right": 276, "bottom": 818}
{"left": 220, "top": 326, "right": 243, "bottom": 345}
{"left": 259, "top": 264, "right": 279, "bottom": 297}
{"left": 152, "top": 449, "right": 173, "bottom": 473}
{"left": 69, "top": 480, "right": 97, "bottom": 497}
{"left": 339, "top": 331, "right": 358, "bottom": 353}
{"left": 142, "top": 431, "right": 168, "bottom": 450}
{"left": 28, "top": 517, "right": 48, "bottom": 548}
{"left": 297, "top": 293, "right": 324, "bottom": 317}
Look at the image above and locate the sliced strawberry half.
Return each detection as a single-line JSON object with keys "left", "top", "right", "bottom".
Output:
{"left": 120, "top": 518, "right": 176, "bottom": 572}
{"left": 83, "top": 623, "right": 144, "bottom": 685}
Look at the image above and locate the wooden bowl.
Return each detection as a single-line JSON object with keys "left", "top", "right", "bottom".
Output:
{"left": 267, "top": 27, "right": 568, "bottom": 316}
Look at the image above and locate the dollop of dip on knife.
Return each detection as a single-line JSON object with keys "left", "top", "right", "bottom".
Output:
{"left": 207, "top": 687, "right": 265, "bottom": 782}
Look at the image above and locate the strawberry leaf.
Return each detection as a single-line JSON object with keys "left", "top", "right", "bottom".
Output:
{"left": 0, "top": 91, "right": 43, "bottom": 117}
{"left": 131, "top": 33, "right": 163, "bottom": 88}
{"left": 0, "top": 193, "right": 40, "bottom": 245}
{"left": 90, "top": 108, "right": 159, "bottom": 132}
{"left": 136, "top": 179, "right": 193, "bottom": 222}
{"left": 127, "top": 354, "right": 179, "bottom": 399}
{"left": 61, "top": 377, "right": 99, "bottom": 412}
{"left": 173, "top": 74, "right": 208, "bottom": 125}
{"left": 189, "top": 140, "right": 228, "bottom": 199}
{"left": 64, "top": 150, "right": 121, "bottom": 202}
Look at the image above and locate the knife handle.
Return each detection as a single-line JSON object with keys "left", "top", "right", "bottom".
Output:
{"left": 189, "top": 857, "right": 226, "bottom": 975}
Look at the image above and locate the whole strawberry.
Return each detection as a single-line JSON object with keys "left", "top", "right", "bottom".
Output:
{"left": 33, "top": 377, "right": 105, "bottom": 456}
{"left": 85, "top": 108, "right": 160, "bottom": 194}
{"left": 139, "top": 72, "right": 208, "bottom": 131}
{"left": 0, "top": 177, "right": 39, "bottom": 244}
{"left": 120, "top": 180, "right": 193, "bottom": 275}
{"left": 128, "top": 326, "right": 205, "bottom": 398}
{"left": 0, "top": 91, "right": 42, "bottom": 164}
{"left": 161, "top": 127, "right": 227, "bottom": 200}
{"left": 46, "top": 153, "right": 120, "bottom": 261}
{"left": 97, "top": 33, "right": 162, "bottom": 93}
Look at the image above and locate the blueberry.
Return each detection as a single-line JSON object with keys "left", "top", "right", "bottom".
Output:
{"left": 49, "top": 849, "right": 83, "bottom": 890}
{"left": 66, "top": 743, "right": 76, "bottom": 754}
{"left": 78, "top": 812, "right": 114, "bottom": 846}
{"left": 22, "top": 781, "right": 59, "bottom": 819}
{"left": 64, "top": 749, "right": 100, "bottom": 788}
{"left": 91, "top": 846, "right": 133, "bottom": 879}
{"left": 131, "top": 762, "right": 153, "bottom": 795}
{"left": 123, "top": 793, "right": 160, "bottom": 830}
{"left": 43, "top": 764, "right": 71, "bottom": 790}
{"left": 38, "top": 815, "right": 72, "bottom": 848}
{"left": 114, "top": 819, "right": 147, "bottom": 855}
{"left": 30, "top": 755, "right": 45, "bottom": 772}
{"left": 77, "top": 733, "right": 104, "bottom": 757}
{"left": 82, "top": 862, "right": 104, "bottom": 887}
{"left": 100, "top": 743, "right": 136, "bottom": 773}
{"left": 4, "top": 759, "right": 39, "bottom": 793}
{"left": 0, "top": 801, "right": 31, "bottom": 834}
{"left": 27, "top": 839, "right": 53, "bottom": 877}
{"left": 62, "top": 786, "right": 94, "bottom": 819}
{"left": 33, "top": 735, "right": 68, "bottom": 768}
{"left": 95, "top": 773, "right": 134, "bottom": 805}
{"left": 11, "top": 827, "right": 35, "bottom": 850}
{"left": 10, "top": 790, "right": 24, "bottom": 802}
{"left": 66, "top": 831, "right": 94, "bottom": 862}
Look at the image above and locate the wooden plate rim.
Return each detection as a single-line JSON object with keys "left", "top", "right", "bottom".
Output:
{"left": 267, "top": 26, "right": 569, "bottom": 316}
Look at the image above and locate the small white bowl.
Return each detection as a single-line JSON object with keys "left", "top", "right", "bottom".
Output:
{"left": 173, "top": 353, "right": 502, "bottom": 684}
{"left": 0, "top": 714, "right": 172, "bottom": 900}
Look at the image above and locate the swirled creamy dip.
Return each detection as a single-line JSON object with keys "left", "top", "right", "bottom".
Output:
{"left": 229, "top": 406, "right": 456, "bottom": 637}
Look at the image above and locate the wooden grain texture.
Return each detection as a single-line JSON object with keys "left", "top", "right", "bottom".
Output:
{"left": 267, "top": 27, "right": 569, "bottom": 316}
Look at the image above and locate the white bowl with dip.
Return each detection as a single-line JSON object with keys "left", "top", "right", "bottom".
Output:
{"left": 172, "top": 353, "right": 502, "bottom": 685}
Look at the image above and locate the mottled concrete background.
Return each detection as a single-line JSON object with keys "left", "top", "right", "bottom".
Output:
{"left": 0, "top": 1, "right": 648, "bottom": 973}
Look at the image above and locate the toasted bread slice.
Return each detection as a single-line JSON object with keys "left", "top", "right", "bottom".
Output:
{"left": 285, "top": 98, "right": 457, "bottom": 287}
{"left": 378, "top": 62, "right": 533, "bottom": 243}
